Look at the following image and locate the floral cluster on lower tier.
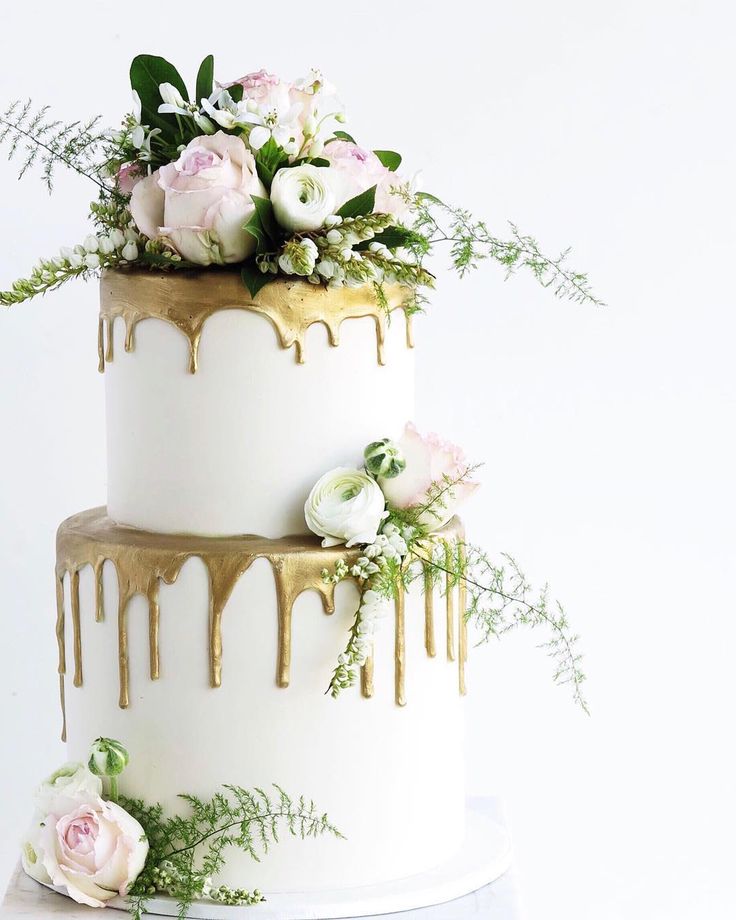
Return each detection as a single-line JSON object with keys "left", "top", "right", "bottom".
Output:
{"left": 21, "top": 739, "right": 340, "bottom": 919}
{"left": 1, "top": 54, "right": 602, "bottom": 308}
{"left": 303, "top": 423, "right": 588, "bottom": 709}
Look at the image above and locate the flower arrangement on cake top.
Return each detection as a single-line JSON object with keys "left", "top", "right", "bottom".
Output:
{"left": 0, "top": 54, "right": 601, "bottom": 307}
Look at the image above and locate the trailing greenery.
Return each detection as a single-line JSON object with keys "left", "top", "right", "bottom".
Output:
{"left": 0, "top": 100, "right": 111, "bottom": 193}
{"left": 122, "top": 784, "right": 343, "bottom": 919}
{"left": 409, "top": 192, "right": 603, "bottom": 306}
{"left": 324, "top": 462, "right": 588, "bottom": 711}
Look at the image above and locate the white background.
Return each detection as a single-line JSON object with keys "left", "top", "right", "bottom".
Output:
{"left": 1, "top": 1, "right": 735, "bottom": 917}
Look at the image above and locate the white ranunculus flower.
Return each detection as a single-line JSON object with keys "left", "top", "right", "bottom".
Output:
{"left": 21, "top": 817, "right": 52, "bottom": 885}
{"left": 271, "top": 165, "right": 337, "bottom": 232}
{"left": 34, "top": 763, "right": 102, "bottom": 817}
{"left": 305, "top": 467, "right": 388, "bottom": 548}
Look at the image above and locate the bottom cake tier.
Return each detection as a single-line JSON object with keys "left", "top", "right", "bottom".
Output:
{"left": 54, "top": 509, "right": 467, "bottom": 893}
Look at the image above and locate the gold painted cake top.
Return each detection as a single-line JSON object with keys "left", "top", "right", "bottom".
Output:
{"left": 99, "top": 270, "right": 414, "bottom": 372}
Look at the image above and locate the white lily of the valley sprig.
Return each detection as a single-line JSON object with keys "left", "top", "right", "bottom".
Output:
{"left": 112, "top": 91, "right": 162, "bottom": 162}
{"left": 201, "top": 88, "right": 303, "bottom": 154}
{"left": 157, "top": 83, "right": 215, "bottom": 134}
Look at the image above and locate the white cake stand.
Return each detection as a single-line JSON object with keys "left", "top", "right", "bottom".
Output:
{"left": 3, "top": 799, "right": 515, "bottom": 920}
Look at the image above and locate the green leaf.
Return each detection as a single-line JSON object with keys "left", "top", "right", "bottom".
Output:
{"left": 336, "top": 185, "right": 376, "bottom": 219}
{"left": 373, "top": 150, "right": 402, "bottom": 171}
{"left": 243, "top": 195, "right": 280, "bottom": 254}
{"left": 416, "top": 191, "right": 445, "bottom": 207}
{"left": 355, "top": 226, "right": 420, "bottom": 251}
{"left": 129, "top": 54, "right": 190, "bottom": 141}
{"left": 292, "top": 156, "right": 330, "bottom": 168}
{"left": 254, "top": 137, "right": 290, "bottom": 189}
{"left": 195, "top": 54, "right": 214, "bottom": 104}
{"left": 333, "top": 130, "right": 357, "bottom": 144}
{"left": 229, "top": 83, "right": 244, "bottom": 104}
{"left": 241, "top": 262, "right": 273, "bottom": 298}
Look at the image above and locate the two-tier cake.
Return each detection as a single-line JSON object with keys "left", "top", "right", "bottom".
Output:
{"left": 56, "top": 272, "right": 468, "bottom": 896}
{"left": 2, "top": 52, "right": 593, "bottom": 920}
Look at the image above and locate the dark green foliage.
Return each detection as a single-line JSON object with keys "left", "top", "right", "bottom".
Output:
{"left": 195, "top": 54, "right": 215, "bottom": 105}
{"left": 373, "top": 149, "right": 402, "bottom": 171}
{"left": 337, "top": 185, "right": 376, "bottom": 219}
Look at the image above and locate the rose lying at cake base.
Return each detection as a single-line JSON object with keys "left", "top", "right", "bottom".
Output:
{"left": 33, "top": 798, "right": 511, "bottom": 919}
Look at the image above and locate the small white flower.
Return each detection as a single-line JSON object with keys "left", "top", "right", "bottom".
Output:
{"left": 109, "top": 229, "right": 126, "bottom": 249}
{"left": 158, "top": 82, "right": 187, "bottom": 112}
{"left": 84, "top": 253, "right": 100, "bottom": 269}
{"left": 316, "top": 259, "right": 336, "bottom": 279}
{"left": 83, "top": 235, "right": 99, "bottom": 254}
{"left": 326, "top": 229, "right": 342, "bottom": 245}
{"left": 121, "top": 241, "right": 139, "bottom": 261}
{"left": 97, "top": 236, "right": 114, "bottom": 255}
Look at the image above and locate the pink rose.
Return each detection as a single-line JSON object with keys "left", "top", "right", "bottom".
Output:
{"left": 221, "top": 68, "right": 281, "bottom": 101}
{"left": 130, "top": 132, "right": 265, "bottom": 265}
{"left": 379, "top": 423, "right": 480, "bottom": 528}
{"left": 116, "top": 163, "right": 144, "bottom": 196}
{"left": 323, "top": 140, "right": 410, "bottom": 222}
{"left": 37, "top": 798, "right": 148, "bottom": 908}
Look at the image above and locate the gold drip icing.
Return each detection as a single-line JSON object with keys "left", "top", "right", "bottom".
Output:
{"left": 147, "top": 581, "right": 160, "bottom": 680}
{"left": 424, "top": 567, "right": 436, "bottom": 657}
{"left": 361, "top": 653, "right": 375, "bottom": 698}
{"left": 98, "top": 271, "right": 414, "bottom": 373}
{"left": 70, "top": 570, "right": 83, "bottom": 687}
{"left": 458, "top": 544, "right": 468, "bottom": 695}
{"left": 395, "top": 582, "right": 406, "bottom": 707}
{"left": 56, "top": 508, "right": 358, "bottom": 717}
{"left": 55, "top": 509, "right": 466, "bottom": 733}
{"left": 445, "top": 543, "right": 456, "bottom": 662}
{"left": 55, "top": 576, "right": 67, "bottom": 743}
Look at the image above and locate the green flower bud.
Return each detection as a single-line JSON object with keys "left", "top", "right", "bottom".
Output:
{"left": 364, "top": 439, "right": 406, "bottom": 479}
{"left": 88, "top": 737, "right": 129, "bottom": 777}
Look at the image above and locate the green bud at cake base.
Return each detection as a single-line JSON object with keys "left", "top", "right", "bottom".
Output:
{"left": 88, "top": 737, "right": 130, "bottom": 777}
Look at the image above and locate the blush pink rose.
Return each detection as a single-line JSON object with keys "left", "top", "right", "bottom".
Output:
{"left": 116, "top": 163, "right": 144, "bottom": 196}
{"left": 221, "top": 68, "right": 281, "bottom": 100}
{"left": 130, "top": 132, "right": 265, "bottom": 265}
{"left": 379, "top": 423, "right": 480, "bottom": 528}
{"left": 323, "top": 140, "right": 410, "bottom": 222}
{"left": 38, "top": 798, "right": 148, "bottom": 908}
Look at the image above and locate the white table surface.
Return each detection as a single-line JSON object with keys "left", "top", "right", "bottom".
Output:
{"left": 1, "top": 799, "right": 524, "bottom": 920}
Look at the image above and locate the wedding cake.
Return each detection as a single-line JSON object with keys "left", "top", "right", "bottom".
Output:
{"left": 1, "top": 52, "right": 593, "bottom": 917}
{"left": 58, "top": 271, "right": 467, "bottom": 892}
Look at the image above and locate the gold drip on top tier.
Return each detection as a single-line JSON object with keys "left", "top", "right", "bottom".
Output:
{"left": 55, "top": 509, "right": 467, "bottom": 739}
{"left": 98, "top": 270, "right": 415, "bottom": 373}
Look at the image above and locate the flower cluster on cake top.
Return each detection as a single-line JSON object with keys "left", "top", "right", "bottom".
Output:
{"left": 0, "top": 54, "right": 602, "bottom": 307}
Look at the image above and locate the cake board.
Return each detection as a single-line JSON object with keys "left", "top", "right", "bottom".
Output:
{"left": 1, "top": 799, "right": 520, "bottom": 920}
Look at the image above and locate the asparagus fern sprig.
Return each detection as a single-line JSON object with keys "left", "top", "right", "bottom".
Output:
{"left": 0, "top": 99, "right": 111, "bottom": 193}
{"left": 122, "top": 785, "right": 342, "bottom": 920}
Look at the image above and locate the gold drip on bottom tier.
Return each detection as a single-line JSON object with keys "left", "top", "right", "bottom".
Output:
{"left": 54, "top": 509, "right": 467, "bottom": 741}
{"left": 98, "top": 271, "right": 415, "bottom": 372}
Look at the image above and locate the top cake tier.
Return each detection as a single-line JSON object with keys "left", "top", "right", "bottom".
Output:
{"left": 100, "top": 270, "right": 415, "bottom": 538}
